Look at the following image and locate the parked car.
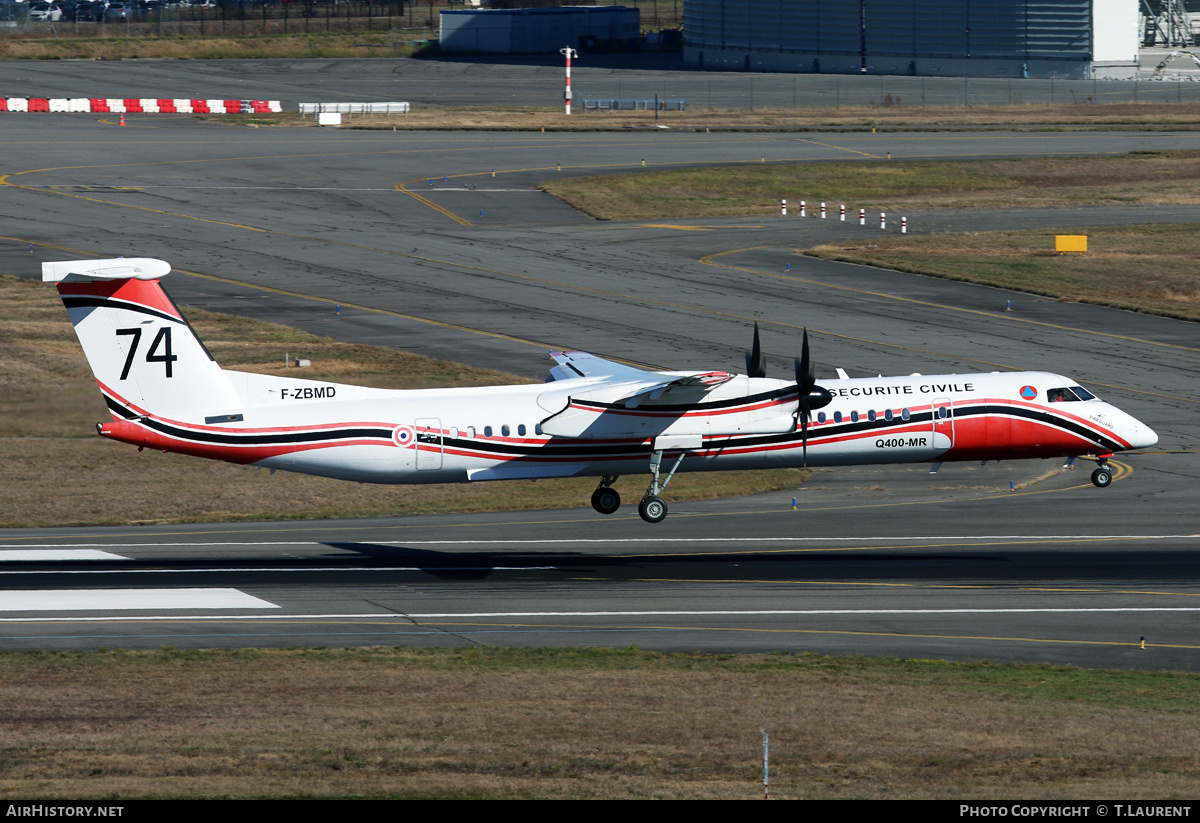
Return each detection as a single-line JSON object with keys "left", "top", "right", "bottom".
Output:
{"left": 29, "top": 1, "right": 65, "bottom": 20}
{"left": 72, "top": 0, "right": 104, "bottom": 20}
{"left": 104, "top": 1, "right": 134, "bottom": 19}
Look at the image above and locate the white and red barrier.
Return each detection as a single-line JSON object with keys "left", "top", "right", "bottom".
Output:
{"left": 788, "top": 196, "right": 908, "bottom": 233}
{"left": 3, "top": 97, "right": 282, "bottom": 114}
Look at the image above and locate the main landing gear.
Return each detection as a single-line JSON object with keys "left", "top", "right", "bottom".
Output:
{"left": 591, "top": 477, "right": 621, "bottom": 514}
{"left": 1090, "top": 453, "right": 1114, "bottom": 488}
{"left": 589, "top": 449, "right": 686, "bottom": 524}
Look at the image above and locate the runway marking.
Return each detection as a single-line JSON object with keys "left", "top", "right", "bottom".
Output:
{"left": 2, "top": 532, "right": 1193, "bottom": 550}
{"left": 4, "top": 605, "right": 1200, "bottom": 623}
{"left": 796, "top": 138, "right": 884, "bottom": 158}
{"left": 0, "top": 566, "right": 557, "bottom": 576}
{"left": 0, "top": 549, "right": 130, "bottom": 561}
{"left": 395, "top": 181, "right": 474, "bottom": 227}
{"left": 700, "top": 247, "right": 1200, "bottom": 359}
{"left": 69, "top": 185, "right": 541, "bottom": 192}
{"left": 0, "top": 588, "right": 278, "bottom": 612}
{"left": 420, "top": 621, "right": 1200, "bottom": 651}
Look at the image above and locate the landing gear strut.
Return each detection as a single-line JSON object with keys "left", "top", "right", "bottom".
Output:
{"left": 638, "top": 449, "right": 685, "bottom": 523}
{"left": 591, "top": 476, "right": 621, "bottom": 514}
{"left": 1090, "top": 454, "right": 1113, "bottom": 488}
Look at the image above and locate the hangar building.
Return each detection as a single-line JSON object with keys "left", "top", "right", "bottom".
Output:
{"left": 682, "top": 0, "right": 1139, "bottom": 78}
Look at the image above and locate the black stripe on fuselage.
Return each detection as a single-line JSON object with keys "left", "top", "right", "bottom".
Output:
{"left": 62, "top": 295, "right": 183, "bottom": 325}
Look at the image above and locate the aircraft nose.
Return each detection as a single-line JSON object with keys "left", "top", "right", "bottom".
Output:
{"left": 1129, "top": 420, "right": 1159, "bottom": 450}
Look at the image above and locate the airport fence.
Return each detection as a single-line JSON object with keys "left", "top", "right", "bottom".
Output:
{"left": 581, "top": 73, "right": 1200, "bottom": 111}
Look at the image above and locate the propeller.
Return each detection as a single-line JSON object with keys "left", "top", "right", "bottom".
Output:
{"left": 745, "top": 322, "right": 767, "bottom": 378}
{"left": 745, "top": 324, "right": 831, "bottom": 466}
{"left": 793, "top": 329, "right": 832, "bottom": 466}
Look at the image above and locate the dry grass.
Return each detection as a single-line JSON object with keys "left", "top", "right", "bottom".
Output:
{"left": 2, "top": 647, "right": 1199, "bottom": 799}
{"left": 805, "top": 223, "right": 1200, "bottom": 322}
{"left": 542, "top": 149, "right": 1200, "bottom": 220}
{"left": 0, "top": 31, "right": 434, "bottom": 60}
{"left": 0, "top": 275, "right": 805, "bottom": 527}
{"left": 274, "top": 102, "right": 1200, "bottom": 132}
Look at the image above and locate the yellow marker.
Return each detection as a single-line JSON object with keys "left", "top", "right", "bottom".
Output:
{"left": 1056, "top": 235, "right": 1087, "bottom": 253}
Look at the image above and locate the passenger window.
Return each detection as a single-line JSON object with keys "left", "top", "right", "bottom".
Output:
{"left": 484, "top": 426, "right": 492, "bottom": 437}
{"left": 884, "top": 409, "right": 893, "bottom": 421}
{"left": 850, "top": 411, "right": 859, "bottom": 422}
{"left": 867, "top": 410, "right": 876, "bottom": 422}
{"left": 817, "top": 412, "right": 826, "bottom": 424}
{"left": 501, "top": 425, "right": 510, "bottom": 437}
{"left": 833, "top": 411, "right": 842, "bottom": 423}
{"left": 901, "top": 408, "right": 911, "bottom": 421}
{"left": 518, "top": 424, "right": 527, "bottom": 436}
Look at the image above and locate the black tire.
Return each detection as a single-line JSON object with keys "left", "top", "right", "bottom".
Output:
{"left": 591, "top": 487, "right": 621, "bottom": 515}
{"left": 638, "top": 496, "right": 668, "bottom": 523}
{"left": 1091, "top": 467, "right": 1112, "bottom": 488}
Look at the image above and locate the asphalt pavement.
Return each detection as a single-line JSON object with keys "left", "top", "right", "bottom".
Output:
{"left": 0, "top": 61, "right": 1197, "bottom": 667}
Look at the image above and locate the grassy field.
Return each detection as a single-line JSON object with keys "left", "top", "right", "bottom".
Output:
{"left": 240, "top": 102, "right": 1200, "bottom": 132}
{"left": 3, "top": 647, "right": 1199, "bottom": 799}
{"left": 804, "top": 223, "right": 1200, "bottom": 323}
{"left": 0, "top": 31, "right": 434, "bottom": 60}
{"left": 0, "top": 274, "right": 805, "bottom": 527}
{"left": 542, "top": 149, "right": 1200, "bottom": 219}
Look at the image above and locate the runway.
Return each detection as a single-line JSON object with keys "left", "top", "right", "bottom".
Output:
{"left": 2, "top": 472, "right": 1199, "bottom": 669}
{"left": 1, "top": 60, "right": 1197, "bottom": 667}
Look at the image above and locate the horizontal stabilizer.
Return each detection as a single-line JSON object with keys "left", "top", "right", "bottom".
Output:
{"left": 42, "top": 258, "right": 171, "bottom": 284}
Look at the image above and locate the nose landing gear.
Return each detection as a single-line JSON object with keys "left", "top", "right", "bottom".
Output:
{"left": 1090, "top": 453, "right": 1114, "bottom": 488}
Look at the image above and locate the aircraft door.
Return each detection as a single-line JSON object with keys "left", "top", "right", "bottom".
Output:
{"left": 415, "top": 417, "right": 443, "bottom": 470}
{"left": 931, "top": 398, "right": 953, "bottom": 451}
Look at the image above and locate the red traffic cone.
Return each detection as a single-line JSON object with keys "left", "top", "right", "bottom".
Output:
{"left": 119, "top": 113, "right": 126, "bottom": 126}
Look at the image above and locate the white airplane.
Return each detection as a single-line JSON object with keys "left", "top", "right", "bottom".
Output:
{"left": 44, "top": 257, "right": 1159, "bottom": 523}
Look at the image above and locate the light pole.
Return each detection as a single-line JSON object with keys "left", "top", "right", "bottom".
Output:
{"left": 560, "top": 47, "right": 578, "bottom": 114}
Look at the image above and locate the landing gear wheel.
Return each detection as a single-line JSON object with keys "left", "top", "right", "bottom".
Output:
{"left": 638, "top": 495, "right": 668, "bottom": 524}
{"left": 1091, "top": 467, "right": 1112, "bottom": 488}
{"left": 591, "top": 487, "right": 621, "bottom": 515}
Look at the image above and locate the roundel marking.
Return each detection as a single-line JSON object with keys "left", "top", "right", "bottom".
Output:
{"left": 392, "top": 425, "right": 415, "bottom": 448}
{"left": 1019, "top": 385, "right": 1038, "bottom": 400}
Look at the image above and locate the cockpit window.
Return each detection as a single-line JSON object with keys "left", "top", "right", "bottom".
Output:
{"left": 1047, "top": 387, "right": 1093, "bottom": 403}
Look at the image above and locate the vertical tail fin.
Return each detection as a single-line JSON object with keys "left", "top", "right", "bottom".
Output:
{"left": 44, "top": 258, "right": 243, "bottom": 423}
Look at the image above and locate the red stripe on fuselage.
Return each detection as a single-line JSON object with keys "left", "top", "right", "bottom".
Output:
{"left": 58, "top": 278, "right": 183, "bottom": 320}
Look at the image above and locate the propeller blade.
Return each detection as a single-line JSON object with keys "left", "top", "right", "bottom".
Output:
{"left": 795, "top": 328, "right": 815, "bottom": 394}
{"left": 800, "top": 410, "right": 809, "bottom": 466}
{"left": 746, "top": 322, "right": 766, "bottom": 378}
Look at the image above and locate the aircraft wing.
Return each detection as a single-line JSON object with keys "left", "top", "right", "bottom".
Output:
{"left": 541, "top": 351, "right": 737, "bottom": 437}
{"left": 547, "top": 350, "right": 658, "bottom": 383}
{"left": 548, "top": 351, "right": 734, "bottom": 395}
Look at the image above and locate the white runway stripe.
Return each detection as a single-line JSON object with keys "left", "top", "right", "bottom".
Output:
{"left": 0, "top": 588, "right": 279, "bottom": 612}
{"left": 0, "top": 534, "right": 1196, "bottom": 549}
{"left": 2, "top": 607, "right": 1199, "bottom": 622}
{"left": 0, "top": 549, "right": 130, "bottom": 561}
